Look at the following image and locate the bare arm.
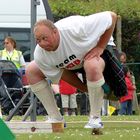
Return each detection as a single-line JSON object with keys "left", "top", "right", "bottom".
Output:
{"left": 61, "top": 69, "right": 87, "bottom": 92}
{"left": 84, "top": 11, "right": 117, "bottom": 60}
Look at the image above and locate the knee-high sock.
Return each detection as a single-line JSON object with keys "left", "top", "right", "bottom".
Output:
{"left": 87, "top": 78, "right": 105, "bottom": 118}
{"left": 30, "top": 80, "right": 62, "bottom": 120}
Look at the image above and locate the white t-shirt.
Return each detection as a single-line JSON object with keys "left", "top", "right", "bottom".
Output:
{"left": 34, "top": 11, "right": 112, "bottom": 83}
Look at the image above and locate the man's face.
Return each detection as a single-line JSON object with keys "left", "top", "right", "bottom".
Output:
{"left": 34, "top": 25, "right": 59, "bottom": 51}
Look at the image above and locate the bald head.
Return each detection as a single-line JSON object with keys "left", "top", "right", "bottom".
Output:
{"left": 33, "top": 19, "right": 60, "bottom": 51}
{"left": 34, "top": 19, "right": 57, "bottom": 33}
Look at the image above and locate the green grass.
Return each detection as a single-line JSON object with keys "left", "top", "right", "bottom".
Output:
{"left": 9, "top": 115, "right": 140, "bottom": 140}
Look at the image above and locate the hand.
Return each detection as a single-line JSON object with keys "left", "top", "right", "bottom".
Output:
{"left": 84, "top": 46, "right": 104, "bottom": 61}
{"left": 133, "top": 85, "right": 136, "bottom": 90}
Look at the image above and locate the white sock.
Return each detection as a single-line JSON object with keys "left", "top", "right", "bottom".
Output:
{"left": 87, "top": 78, "right": 105, "bottom": 118}
{"left": 71, "top": 112, "right": 76, "bottom": 116}
{"left": 30, "top": 80, "right": 62, "bottom": 121}
{"left": 64, "top": 112, "right": 69, "bottom": 116}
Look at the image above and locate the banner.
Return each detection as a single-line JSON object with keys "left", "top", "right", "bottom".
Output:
{"left": 0, "top": 118, "right": 15, "bottom": 140}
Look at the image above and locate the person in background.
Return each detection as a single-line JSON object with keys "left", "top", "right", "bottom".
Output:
{"left": 0, "top": 36, "right": 26, "bottom": 69}
{"left": 119, "top": 52, "right": 127, "bottom": 65}
{"left": 119, "top": 51, "right": 138, "bottom": 114}
{"left": 51, "top": 83, "right": 63, "bottom": 115}
{"left": 59, "top": 79, "right": 77, "bottom": 116}
{"left": 118, "top": 66, "right": 136, "bottom": 115}
{"left": 0, "top": 36, "right": 26, "bottom": 88}
{"left": 130, "top": 70, "right": 139, "bottom": 114}
{"left": 77, "top": 72, "right": 89, "bottom": 115}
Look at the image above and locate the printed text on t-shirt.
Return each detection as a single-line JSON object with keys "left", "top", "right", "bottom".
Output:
{"left": 56, "top": 54, "right": 81, "bottom": 69}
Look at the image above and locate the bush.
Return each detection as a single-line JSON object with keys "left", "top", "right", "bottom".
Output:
{"left": 49, "top": 0, "right": 140, "bottom": 20}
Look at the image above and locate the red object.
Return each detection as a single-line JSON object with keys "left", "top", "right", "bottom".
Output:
{"left": 120, "top": 77, "right": 135, "bottom": 103}
{"left": 22, "top": 74, "right": 28, "bottom": 86}
{"left": 59, "top": 80, "right": 77, "bottom": 95}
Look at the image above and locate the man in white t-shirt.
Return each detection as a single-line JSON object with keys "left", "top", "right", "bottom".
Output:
{"left": 26, "top": 11, "right": 117, "bottom": 129}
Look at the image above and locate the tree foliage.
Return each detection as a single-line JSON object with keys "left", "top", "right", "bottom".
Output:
{"left": 49, "top": 0, "right": 140, "bottom": 20}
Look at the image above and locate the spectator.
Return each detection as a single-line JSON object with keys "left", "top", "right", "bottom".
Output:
{"left": 101, "top": 99, "right": 109, "bottom": 116}
{"left": 0, "top": 36, "right": 26, "bottom": 87}
{"left": 0, "top": 36, "right": 26, "bottom": 115}
{"left": 59, "top": 79, "right": 77, "bottom": 116}
{"left": 51, "top": 84, "right": 63, "bottom": 115}
{"left": 0, "top": 36, "right": 26, "bottom": 69}
{"left": 119, "top": 51, "right": 138, "bottom": 114}
{"left": 118, "top": 66, "right": 136, "bottom": 115}
{"left": 130, "top": 71, "right": 139, "bottom": 114}
{"left": 119, "top": 52, "right": 127, "bottom": 65}
{"left": 77, "top": 73, "right": 89, "bottom": 115}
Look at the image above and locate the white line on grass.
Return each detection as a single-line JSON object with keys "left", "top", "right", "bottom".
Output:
{"left": 66, "top": 121, "right": 140, "bottom": 124}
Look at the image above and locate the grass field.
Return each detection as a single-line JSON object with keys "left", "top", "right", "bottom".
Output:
{"left": 10, "top": 115, "right": 140, "bottom": 140}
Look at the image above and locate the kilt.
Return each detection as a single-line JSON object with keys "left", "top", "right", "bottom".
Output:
{"left": 72, "top": 45, "right": 127, "bottom": 100}
{"left": 102, "top": 45, "right": 127, "bottom": 99}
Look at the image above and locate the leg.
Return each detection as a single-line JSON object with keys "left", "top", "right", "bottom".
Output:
{"left": 70, "top": 94, "right": 77, "bottom": 116}
{"left": 132, "top": 91, "right": 139, "bottom": 114}
{"left": 61, "top": 70, "right": 87, "bottom": 93}
{"left": 127, "top": 100, "right": 133, "bottom": 115}
{"left": 118, "top": 101, "right": 127, "bottom": 115}
{"left": 61, "top": 94, "right": 69, "bottom": 116}
{"left": 84, "top": 57, "right": 105, "bottom": 129}
{"left": 54, "top": 93, "right": 63, "bottom": 115}
{"left": 26, "top": 61, "right": 63, "bottom": 121}
{"left": 80, "top": 92, "right": 89, "bottom": 115}
{"left": 102, "top": 99, "right": 109, "bottom": 116}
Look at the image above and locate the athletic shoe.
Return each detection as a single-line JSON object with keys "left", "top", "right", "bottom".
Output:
{"left": 84, "top": 116, "right": 104, "bottom": 129}
{"left": 46, "top": 116, "right": 67, "bottom": 128}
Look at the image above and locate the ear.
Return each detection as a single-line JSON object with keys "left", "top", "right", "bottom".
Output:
{"left": 53, "top": 28, "right": 57, "bottom": 34}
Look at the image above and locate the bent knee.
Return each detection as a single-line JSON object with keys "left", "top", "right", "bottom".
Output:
{"left": 26, "top": 61, "right": 45, "bottom": 84}
{"left": 84, "top": 57, "right": 105, "bottom": 80}
{"left": 84, "top": 57, "right": 105, "bottom": 72}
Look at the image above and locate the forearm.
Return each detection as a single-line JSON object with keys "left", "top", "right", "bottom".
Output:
{"left": 61, "top": 69, "right": 87, "bottom": 92}
{"left": 96, "top": 11, "right": 117, "bottom": 50}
